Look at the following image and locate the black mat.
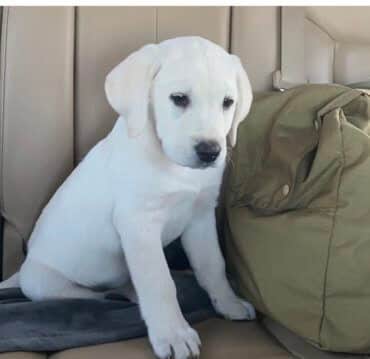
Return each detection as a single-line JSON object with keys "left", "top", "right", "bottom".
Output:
{"left": 0, "top": 272, "right": 215, "bottom": 352}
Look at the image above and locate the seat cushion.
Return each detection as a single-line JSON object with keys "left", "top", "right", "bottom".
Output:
{"left": 0, "top": 319, "right": 292, "bottom": 359}
{"left": 0, "top": 354, "right": 46, "bottom": 359}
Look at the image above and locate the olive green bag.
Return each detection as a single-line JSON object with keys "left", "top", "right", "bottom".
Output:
{"left": 223, "top": 84, "right": 370, "bottom": 353}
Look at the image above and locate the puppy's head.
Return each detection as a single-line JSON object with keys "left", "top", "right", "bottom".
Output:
{"left": 105, "top": 37, "right": 252, "bottom": 169}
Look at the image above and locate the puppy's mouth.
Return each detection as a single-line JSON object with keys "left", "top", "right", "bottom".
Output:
{"left": 178, "top": 157, "right": 220, "bottom": 170}
{"left": 193, "top": 160, "right": 218, "bottom": 169}
{"left": 167, "top": 156, "right": 218, "bottom": 170}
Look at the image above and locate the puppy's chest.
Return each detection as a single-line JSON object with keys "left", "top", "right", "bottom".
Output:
{"left": 160, "top": 189, "right": 211, "bottom": 245}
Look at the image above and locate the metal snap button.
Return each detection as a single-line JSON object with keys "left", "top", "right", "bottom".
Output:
{"left": 282, "top": 184, "right": 290, "bottom": 197}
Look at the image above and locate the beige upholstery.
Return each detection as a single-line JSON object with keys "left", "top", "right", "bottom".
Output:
{"left": 280, "top": 7, "right": 305, "bottom": 87}
{"left": 306, "top": 7, "right": 370, "bottom": 44}
{"left": 275, "top": 6, "right": 370, "bottom": 87}
{"left": 0, "top": 354, "right": 46, "bottom": 359}
{"left": 305, "top": 16, "right": 370, "bottom": 85}
{"left": 75, "top": 7, "right": 156, "bottom": 162}
{"left": 0, "top": 7, "right": 74, "bottom": 277}
{"left": 334, "top": 43, "right": 370, "bottom": 85}
{"left": 305, "top": 18, "right": 334, "bottom": 84}
{"left": 231, "top": 6, "right": 280, "bottom": 92}
{"left": 1, "top": 5, "right": 370, "bottom": 359}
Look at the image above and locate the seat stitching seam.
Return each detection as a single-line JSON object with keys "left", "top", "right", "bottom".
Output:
{"left": 155, "top": 7, "right": 158, "bottom": 43}
{"left": 0, "top": 7, "right": 9, "bottom": 217}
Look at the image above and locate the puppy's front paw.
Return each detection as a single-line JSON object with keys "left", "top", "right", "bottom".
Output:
{"left": 212, "top": 293, "right": 256, "bottom": 321}
{"left": 148, "top": 321, "right": 201, "bottom": 359}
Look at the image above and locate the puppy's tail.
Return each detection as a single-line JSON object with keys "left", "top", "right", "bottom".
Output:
{"left": 0, "top": 272, "right": 20, "bottom": 289}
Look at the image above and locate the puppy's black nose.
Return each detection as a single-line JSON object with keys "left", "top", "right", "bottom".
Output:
{"left": 195, "top": 141, "right": 221, "bottom": 163}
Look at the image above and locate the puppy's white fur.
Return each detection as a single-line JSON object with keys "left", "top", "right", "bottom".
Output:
{"left": 2, "top": 37, "right": 255, "bottom": 359}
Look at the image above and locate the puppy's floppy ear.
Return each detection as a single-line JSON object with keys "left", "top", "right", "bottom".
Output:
{"left": 229, "top": 55, "right": 253, "bottom": 147}
{"left": 105, "top": 44, "right": 161, "bottom": 137}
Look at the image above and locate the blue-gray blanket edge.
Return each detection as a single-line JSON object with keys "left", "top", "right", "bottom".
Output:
{"left": 0, "top": 272, "right": 216, "bottom": 353}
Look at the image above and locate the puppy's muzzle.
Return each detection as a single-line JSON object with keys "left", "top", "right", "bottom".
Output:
{"left": 195, "top": 140, "right": 221, "bottom": 164}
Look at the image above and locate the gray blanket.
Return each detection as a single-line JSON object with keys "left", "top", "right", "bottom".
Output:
{"left": 0, "top": 272, "right": 215, "bottom": 353}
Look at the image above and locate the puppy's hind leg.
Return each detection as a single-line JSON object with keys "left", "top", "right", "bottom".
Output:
{"left": 121, "top": 280, "right": 138, "bottom": 302}
{"left": 0, "top": 272, "right": 20, "bottom": 289}
{"left": 106, "top": 279, "right": 138, "bottom": 303}
{"left": 19, "top": 258, "right": 104, "bottom": 301}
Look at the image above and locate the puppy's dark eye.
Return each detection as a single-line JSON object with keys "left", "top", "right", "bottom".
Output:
{"left": 170, "top": 93, "right": 190, "bottom": 108}
{"left": 223, "top": 97, "right": 234, "bottom": 109}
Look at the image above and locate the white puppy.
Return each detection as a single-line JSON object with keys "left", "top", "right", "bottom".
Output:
{"left": 1, "top": 37, "right": 255, "bottom": 359}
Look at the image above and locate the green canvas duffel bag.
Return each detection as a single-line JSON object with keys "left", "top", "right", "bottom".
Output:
{"left": 223, "top": 84, "right": 370, "bottom": 353}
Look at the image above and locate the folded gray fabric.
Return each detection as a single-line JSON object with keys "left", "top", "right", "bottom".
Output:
{"left": 0, "top": 272, "right": 215, "bottom": 352}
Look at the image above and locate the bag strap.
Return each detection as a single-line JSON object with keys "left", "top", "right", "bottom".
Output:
{"left": 273, "top": 7, "right": 307, "bottom": 90}
{"left": 263, "top": 317, "right": 360, "bottom": 359}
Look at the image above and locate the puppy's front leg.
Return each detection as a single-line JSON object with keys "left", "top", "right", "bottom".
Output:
{"left": 115, "top": 214, "right": 200, "bottom": 359}
{"left": 182, "top": 208, "right": 256, "bottom": 321}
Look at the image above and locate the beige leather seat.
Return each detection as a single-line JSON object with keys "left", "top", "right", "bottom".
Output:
{"left": 1, "top": 5, "right": 369, "bottom": 359}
